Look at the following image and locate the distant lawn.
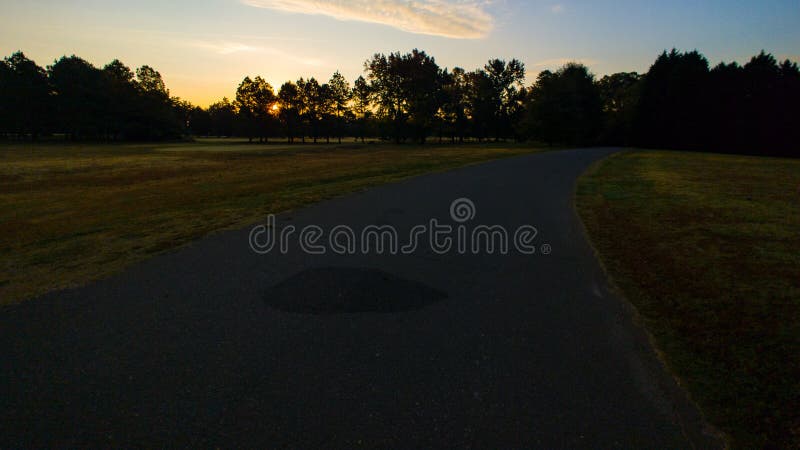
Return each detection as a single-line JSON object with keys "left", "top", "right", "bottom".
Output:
{"left": 576, "top": 150, "right": 800, "bottom": 448}
{"left": 0, "top": 139, "right": 543, "bottom": 304}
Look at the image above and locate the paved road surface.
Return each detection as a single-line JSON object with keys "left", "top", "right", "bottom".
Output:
{"left": 1, "top": 148, "right": 718, "bottom": 448}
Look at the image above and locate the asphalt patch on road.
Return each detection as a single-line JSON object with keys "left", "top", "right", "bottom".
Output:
{"left": 265, "top": 267, "right": 447, "bottom": 314}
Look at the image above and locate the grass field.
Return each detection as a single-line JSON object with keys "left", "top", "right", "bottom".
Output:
{"left": 576, "top": 150, "right": 800, "bottom": 448}
{"left": 0, "top": 139, "right": 543, "bottom": 304}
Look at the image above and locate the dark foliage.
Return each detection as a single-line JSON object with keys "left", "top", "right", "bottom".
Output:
{"left": 635, "top": 50, "right": 711, "bottom": 151}
{"left": 1, "top": 49, "right": 797, "bottom": 155}
{"left": 0, "top": 52, "right": 183, "bottom": 140}
{"left": 633, "top": 49, "right": 799, "bottom": 156}
{"left": 0, "top": 52, "right": 50, "bottom": 139}
{"left": 519, "top": 63, "right": 603, "bottom": 146}
{"left": 597, "top": 72, "right": 641, "bottom": 145}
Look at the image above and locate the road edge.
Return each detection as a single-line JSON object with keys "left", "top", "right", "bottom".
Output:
{"left": 572, "top": 149, "right": 728, "bottom": 449}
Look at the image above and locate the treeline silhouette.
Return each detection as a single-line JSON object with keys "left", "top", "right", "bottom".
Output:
{"left": 1, "top": 49, "right": 797, "bottom": 156}
{"left": 1, "top": 53, "right": 182, "bottom": 140}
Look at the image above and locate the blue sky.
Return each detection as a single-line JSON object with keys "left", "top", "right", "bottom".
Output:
{"left": 2, "top": 0, "right": 798, "bottom": 106}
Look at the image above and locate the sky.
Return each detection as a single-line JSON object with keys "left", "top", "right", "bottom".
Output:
{"left": 2, "top": 0, "right": 798, "bottom": 107}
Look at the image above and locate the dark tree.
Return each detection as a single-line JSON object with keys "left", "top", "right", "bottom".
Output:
{"left": 2, "top": 48, "right": 797, "bottom": 152}
{"left": 0, "top": 52, "right": 50, "bottom": 139}
{"left": 298, "top": 77, "right": 324, "bottom": 143}
{"left": 1, "top": 51, "right": 180, "bottom": 141}
{"left": 635, "top": 49, "right": 710, "bottom": 150}
{"left": 464, "top": 69, "right": 495, "bottom": 141}
{"left": 102, "top": 59, "right": 139, "bottom": 140}
{"left": 136, "top": 65, "right": 168, "bottom": 96}
{"left": 484, "top": 58, "right": 526, "bottom": 140}
{"left": 400, "top": 50, "right": 443, "bottom": 144}
{"left": 171, "top": 97, "right": 195, "bottom": 135}
{"left": 522, "top": 63, "right": 603, "bottom": 145}
{"left": 632, "top": 48, "right": 799, "bottom": 156}
{"left": 235, "top": 76, "right": 276, "bottom": 142}
{"left": 318, "top": 82, "right": 334, "bottom": 144}
{"left": 0, "top": 59, "right": 9, "bottom": 138}
{"left": 207, "top": 98, "right": 236, "bottom": 137}
{"left": 127, "top": 64, "right": 182, "bottom": 139}
{"left": 365, "top": 53, "right": 406, "bottom": 143}
{"left": 278, "top": 81, "right": 302, "bottom": 143}
{"left": 597, "top": 72, "right": 641, "bottom": 145}
{"left": 740, "top": 52, "right": 782, "bottom": 155}
{"left": 188, "top": 106, "right": 212, "bottom": 136}
{"left": 48, "top": 55, "right": 107, "bottom": 139}
{"left": 439, "top": 67, "right": 469, "bottom": 143}
{"left": 351, "top": 75, "right": 372, "bottom": 143}
{"left": 327, "top": 71, "right": 351, "bottom": 144}
{"left": 776, "top": 59, "right": 800, "bottom": 155}
{"left": 705, "top": 61, "right": 747, "bottom": 153}
{"left": 365, "top": 49, "right": 442, "bottom": 143}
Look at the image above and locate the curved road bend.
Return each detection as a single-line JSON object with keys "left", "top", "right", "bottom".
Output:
{"left": 0, "top": 148, "right": 720, "bottom": 448}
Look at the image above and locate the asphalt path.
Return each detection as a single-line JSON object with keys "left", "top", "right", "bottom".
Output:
{"left": 0, "top": 148, "right": 719, "bottom": 448}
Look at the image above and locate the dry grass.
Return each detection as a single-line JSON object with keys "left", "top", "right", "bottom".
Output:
{"left": 1, "top": 139, "right": 543, "bottom": 304}
{"left": 576, "top": 150, "right": 800, "bottom": 448}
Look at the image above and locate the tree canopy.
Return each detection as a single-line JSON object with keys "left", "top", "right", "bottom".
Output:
{"left": 1, "top": 48, "right": 797, "bottom": 157}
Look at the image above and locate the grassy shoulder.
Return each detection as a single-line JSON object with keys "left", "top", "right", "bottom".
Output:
{"left": 576, "top": 150, "right": 800, "bottom": 448}
{"left": 1, "top": 139, "right": 545, "bottom": 304}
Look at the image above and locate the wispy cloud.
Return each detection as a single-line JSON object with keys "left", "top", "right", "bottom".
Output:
{"left": 242, "top": 0, "right": 495, "bottom": 39}
{"left": 191, "top": 41, "right": 261, "bottom": 55}
{"left": 533, "top": 58, "right": 598, "bottom": 69}
{"left": 550, "top": 4, "right": 564, "bottom": 14}
{"left": 186, "top": 40, "right": 327, "bottom": 66}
